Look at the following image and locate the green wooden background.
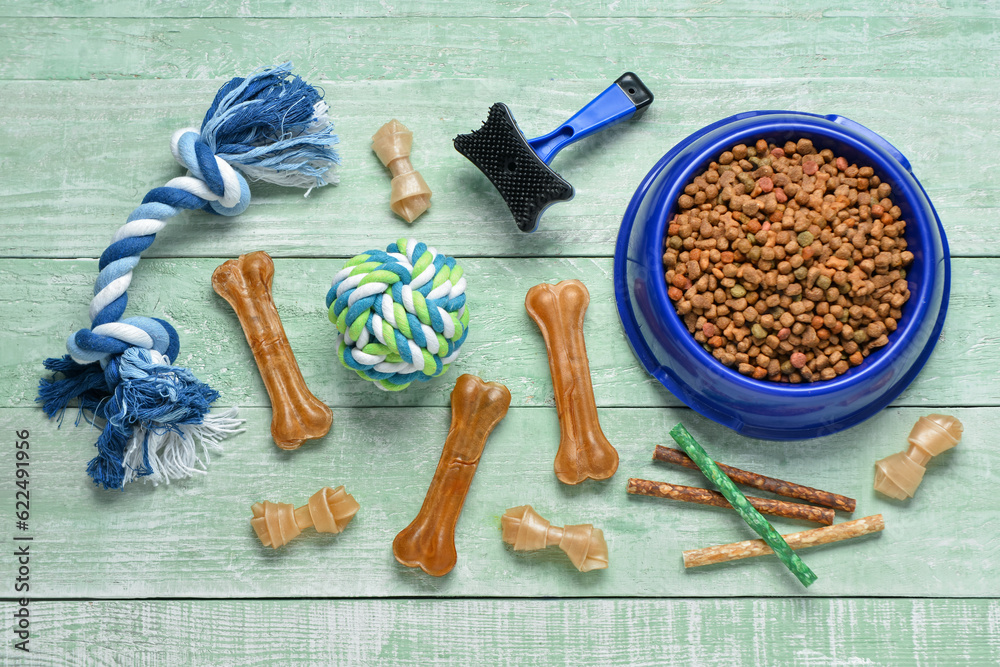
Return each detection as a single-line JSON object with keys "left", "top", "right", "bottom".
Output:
{"left": 2, "top": 1, "right": 998, "bottom": 664}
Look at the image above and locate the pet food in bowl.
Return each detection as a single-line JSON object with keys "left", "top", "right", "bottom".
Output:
{"left": 664, "top": 137, "right": 912, "bottom": 383}
{"left": 613, "top": 111, "right": 950, "bottom": 440}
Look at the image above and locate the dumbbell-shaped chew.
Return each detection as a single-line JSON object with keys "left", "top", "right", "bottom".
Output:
{"left": 213, "top": 251, "right": 333, "bottom": 450}
{"left": 501, "top": 505, "right": 608, "bottom": 572}
{"left": 393, "top": 375, "right": 511, "bottom": 576}
{"left": 525, "top": 280, "right": 619, "bottom": 484}
{"left": 372, "top": 119, "right": 431, "bottom": 223}
{"left": 251, "top": 486, "right": 360, "bottom": 548}
{"left": 874, "top": 414, "right": 963, "bottom": 500}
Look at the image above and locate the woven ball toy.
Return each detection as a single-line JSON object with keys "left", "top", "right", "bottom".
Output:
{"left": 38, "top": 62, "right": 340, "bottom": 490}
{"left": 327, "top": 239, "right": 469, "bottom": 391}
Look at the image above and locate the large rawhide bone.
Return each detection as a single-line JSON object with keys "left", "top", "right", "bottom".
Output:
{"left": 525, "top": 279, "right": 619, "bottom": 484}
{"left": 251, "top": 485, "right": 360, "bottom": 549}
{"left": 393, "top": 374, "right": 511, "bottom": 576}
{"left": 213, "top": 251, "right": 333, "bottom": 450}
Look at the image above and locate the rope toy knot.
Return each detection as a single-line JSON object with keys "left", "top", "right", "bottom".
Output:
{"left": 169, "top": 128, "right": 251, "bottom": 216}
{"left": 327, "top": 238, "right": 469, "bottom": 391}
{"left": 39, "top": 62, "right": 337, "bottom": 489}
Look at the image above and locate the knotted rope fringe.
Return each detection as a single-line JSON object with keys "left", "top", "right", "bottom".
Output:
{"left": 39, "top": 62, "right": 340, "bottom": 489}
{"left": 327, "top": 239, "right": 469, "bottom": 391}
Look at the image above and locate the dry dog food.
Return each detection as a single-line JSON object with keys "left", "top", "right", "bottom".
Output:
{"left": 663, "top": 138, "right": 912, "bottom": 383}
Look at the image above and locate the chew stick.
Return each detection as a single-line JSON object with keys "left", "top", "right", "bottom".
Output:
{"left": 683, "top": 514, "right": 884, "bottom": 568}
{"left": 626, "top": 479, "right": 834, "bottom": 525}
{"left": 669, "top": 423, "right": 818, "bottom": 587}
{"left": 653, "top": 446, "right": 856, "bottom": 513}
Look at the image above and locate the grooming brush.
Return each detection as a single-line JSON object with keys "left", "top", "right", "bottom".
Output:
{"left": 454, "top": 73, "right": 653, "bottom": 233}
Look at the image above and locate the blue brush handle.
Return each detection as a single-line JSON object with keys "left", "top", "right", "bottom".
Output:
{"left": 528, "top": 73, "right": 653, "bottom": 165}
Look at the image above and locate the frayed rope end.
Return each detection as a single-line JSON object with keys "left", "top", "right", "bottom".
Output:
{"left": 202, "top": 63, "right": 340, "bottom": 191}
{"left": 121, "top": 407, "right": 244, "bottom": 487}
{"left": 42, "top": 349, "right": 244, "bottom": 490}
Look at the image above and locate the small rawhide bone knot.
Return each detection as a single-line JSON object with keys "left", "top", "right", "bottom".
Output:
{"left": 525, "top": 279, "right": 619, "bottom": 484}
{"left": 393, "top": 375, "right": 511, "bottom": 576}
{"left": 501, "top": 505, "right": 609, "bottom": 572}
{"left": 213, "top": 251, "right": 333, "bottom": 450}
{"left": 372, "top": 120, "right": 431, "bottom": 223}
{"left": 251, "top": 486, "right": 360, "bottom": 549}
{"left": 874, "top": 414, "right": 963, "bottom": 500}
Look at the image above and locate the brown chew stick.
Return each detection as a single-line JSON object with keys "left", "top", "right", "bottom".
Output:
{"left": 371, "top": 119, "right": 431, "bottom": 223}
{"left": 653, "top": 445, "right": 856, "bottom": 513}
{"left": 525, "top": 280, "right": 619, "bottom": 485}
{"left": 683, "top": 514, "right": 884, "bottom": 568}
{"left": 251, "top": 486, "right": 360, "bottom": 549}
{"left": 213, "top": 251, "right": 333, "bottom": 450}
{"left": 393, "top": 374, "right": 511, "bottom": 576}
{"left": 501, "top": 505, "right": 608, "bottom": 572}
{"left": 627, "top": 478, "right": 835, "bottom": 525}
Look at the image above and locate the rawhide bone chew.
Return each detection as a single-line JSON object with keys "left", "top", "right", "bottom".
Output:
{"left": 371, "top": 120, "right": 431, "bottom": 223}
{"left": 654, "top": 446, "right": 856, "bottom": 513}
{"left": 670, "top": 423, "right": 817, "bottom": 587}
{"left": 393, "top": 375, "right": 511, "bottom": 576}
{"left": 251, "top": 486, "right": 359, "bottom": 549}
{"left": 501, "top": 505, "right": 608, "bottom": 572}
{"left": 874, "top": 414, "right": 963, "bottom": 500}
{"left": 36, "top": 62, "right": 338, "bottom": 490}
{"left": 525, "top": 280, "right": 619, "bottom": 485}
{"left": 683, "top": 514, "right": 884, "bottom": 569}
{"left": 213, "top": 251, "right": 333, "bottom": 450}
{"left": 627, "top": 479, "right": 834, "bottom": 525}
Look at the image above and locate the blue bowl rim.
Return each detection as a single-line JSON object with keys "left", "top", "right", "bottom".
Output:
{"left": 613, "top": 110, "right": 951, "bottom": 438}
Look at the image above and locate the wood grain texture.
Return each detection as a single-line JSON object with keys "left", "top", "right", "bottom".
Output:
{"left": 3, "top": 17, "right": 1000, "bottom": 82}
{"left": 2, "top": 257, "right": 994, "bottom": 411}
{"left": 2, "top": 1, "right": 996, "bottom": 19}
{"left": 0, "top": 598, "right": 997, "bottom": 666}
{"left": 2, "top": 0, "right": 999, "bottom": 661}
{"left": 0, "top": 406, "right": 995, "bottom": 599}
{"left": 0, "top": 77, "right": 994, "bottom": 258}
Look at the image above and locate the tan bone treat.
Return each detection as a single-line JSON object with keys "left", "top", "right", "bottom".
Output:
{"left": 525, "top": 279, "right": 619, "bottom": 484}
{"left": 874, "top": 414, "right": 963, "bottom": 500}
{"left": 372, "top": 119, "right": 432, "bottom": 223}
{"left": 251, "top": 486, "right": 360, "bottom": 549}
{"left": 393, "top": 375, "right": 511, "bottom": 576}
{"left": 501, "top": 505, "right": 609, "bottom": 572}
{"left": 213, "top": 251, "right": 333, "bottom": 450}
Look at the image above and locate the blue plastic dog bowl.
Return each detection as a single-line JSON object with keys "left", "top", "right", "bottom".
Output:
{"left": 614, "top": 111, "right": 950, "bottom": 440}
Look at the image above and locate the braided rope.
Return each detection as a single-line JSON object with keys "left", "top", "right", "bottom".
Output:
{"left": 39, "top": 62, "right": 339, "bottom": 489}
{"left": 68, "top": 128, "right": 251, "bottom": 365}
{"left": 326, "top": 239, "right": 469, "bottom": 391}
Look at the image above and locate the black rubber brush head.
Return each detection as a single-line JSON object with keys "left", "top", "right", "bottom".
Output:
{"left": 454, "top": 103, "right": 573, "bottom": 233}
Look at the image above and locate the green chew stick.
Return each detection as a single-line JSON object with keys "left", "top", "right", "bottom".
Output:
{"left": 669, "top": 423, "right": 818, "bottom": 587}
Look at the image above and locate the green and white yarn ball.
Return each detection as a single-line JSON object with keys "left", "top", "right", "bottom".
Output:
{"left": 326, "top": 238, "right": 469, "bottom": 391}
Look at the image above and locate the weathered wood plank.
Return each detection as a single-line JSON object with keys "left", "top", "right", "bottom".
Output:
{"left": 0, "top": 406, "right": 994, "bottom": 599}
{"left": 2, "top": 598, "right": 999, "bottom": 666}
{"left": 0, "top": 77, "right": 994, "bottom": 259}
{"left": 2, "top": 17, "right": 999, "bottom": 81}
{"left": 1, "top": 0, "right": 997, "bottom": 19}
{"left": 2, "top": 257, "right": 994, "bottom": 410}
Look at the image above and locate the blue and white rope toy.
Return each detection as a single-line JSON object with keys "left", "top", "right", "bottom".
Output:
{"left": 38, "top": 63, "right": 340, "bottom": 490}
{"left": 327, "top": 239, "right": 469, "bottom": 391}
